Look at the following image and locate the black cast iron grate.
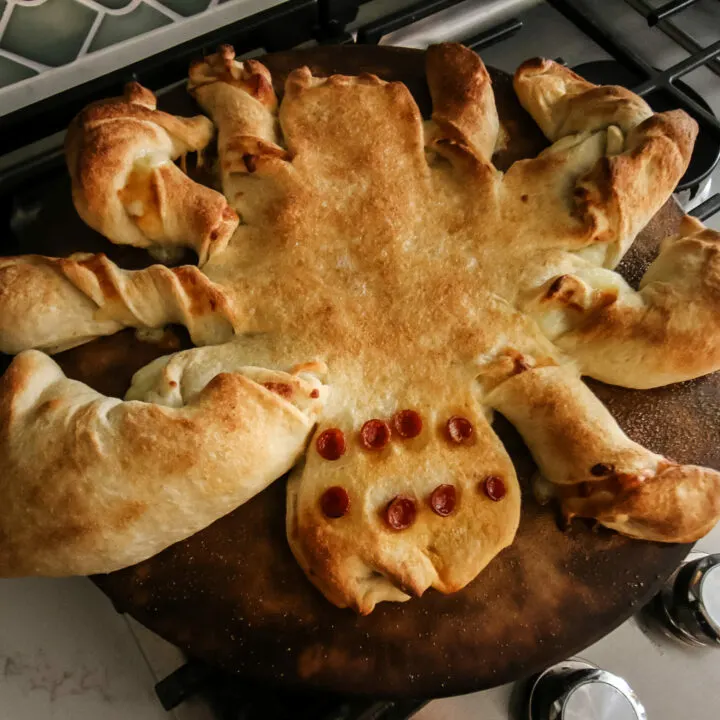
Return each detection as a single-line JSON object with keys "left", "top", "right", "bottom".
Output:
{"left": 548, "top": 0, "right": 720, "bottom": 139}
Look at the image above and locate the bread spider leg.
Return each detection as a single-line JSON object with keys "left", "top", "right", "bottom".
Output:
{"left": 67, "top": 81, "right": 238, "bottom": 265}
{"left": 480, "top": 347, "right": 720, "bottom": 543}
{"left": 0, "top": 346, "right": 325, "bottom": 577}
{"left": 0, "top": 253, "right": 238, "bottom": 354}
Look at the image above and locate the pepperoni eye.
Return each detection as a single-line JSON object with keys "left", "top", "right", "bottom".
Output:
{"left": 483, "top": 475, "right": 506, "bottom": 501}
{"left": 360, "top": 419, "right": 391, "bottom": 450}
{"left": 590, "top": 462, "right": 614, "bottom": 476}
{"left": 446, "top": 416, "right": 474, "bottom": 444}
{"left": 310, "top": 389, "right": 320, "bottom": 399}
{"left": 385, "top": 496, "right": 417, "bottom": 530}
{"left": 392, "top": 410, "right": 423, "bottom": 439}
{"left": 430, "top": 484, "right": 456, "bottom": 516}
{"left": 316, "top": 428, "right": 346, "bottom": 461}
{"left": 321, "top": 486, "right": 350, "bottom": 518}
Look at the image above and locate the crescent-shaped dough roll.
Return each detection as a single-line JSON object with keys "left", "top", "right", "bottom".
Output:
{"left": 527, "top": 216, "right": 720, "bottom": 388}
{"left": 513, "top": 57, "right": 653, "bottom": 140}
{"left": 513, "top": 58, "right": 697, "bottom": 268}
{"left": 0, "top": 349, "right": 325, "bottom": 577}
{"left": 0, "top": 253, "right": 237, "bottom": 354}
{"left": 483, "top": 357, "right": 720, "bottom": 543}
{"left": 66, "top": 81, "right": 238, "bottom": 265}
{"left": 188, "top": 46, "right": 286, "bottom": 190}
{"left": 425, "top": 42, "right": 500, "bottom": 164}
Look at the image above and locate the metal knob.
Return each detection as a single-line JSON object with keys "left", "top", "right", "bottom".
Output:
{"left": 652, "top": 551, "right": 720, "bottom": 647}
{"left": 527, "top": 659, "right": 647, "bottom": 720}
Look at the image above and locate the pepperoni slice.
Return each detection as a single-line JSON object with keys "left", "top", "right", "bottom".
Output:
{"left": 430, "top": 484, "right": 456, "bottom": 516}
{"left": 262, "top": 381, "right": 293, "bottom": 399}
{"left": 321, "top": 486, "right": 350, "bottom": 518}
{"left": 360, "top": 419, "right": 391, "bottom": 450}
{"left": 446, "top": 416, "right": 474, "bottom": 444}
{"left": 316, "top": 428, "right": 346, "bottom": 461}
{"left": 392, "top": 410, "right": 423, "bottom": 439}
{"left": 385, "top": 496, "right": 417, "bottom": 530}
{"left": 310, "top": 389, "right": 320, "bottom": 399}
{"left": 483, "top": 475, "right": 507, "bottom": 501}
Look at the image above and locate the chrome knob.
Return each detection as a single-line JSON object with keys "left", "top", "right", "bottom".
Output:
{"left": 652, "top": 551, "right": 720, "bottom": 647}
{"left": 528, "top": 659, "right": 646, "bottom": 720}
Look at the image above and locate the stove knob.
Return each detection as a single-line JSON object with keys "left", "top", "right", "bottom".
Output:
{"left": 528, "top": 659, "right": 647, "bottom": 720}
{"left": 663, "top": 552, "right": 720, "bottom": 647}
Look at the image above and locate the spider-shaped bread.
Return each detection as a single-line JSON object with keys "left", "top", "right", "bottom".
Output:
{"left": 1, "top": 44, "right": 719, "bottom": 614}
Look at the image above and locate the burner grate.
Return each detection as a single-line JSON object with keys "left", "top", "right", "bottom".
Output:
{"left": 548, "top": 0, "right": 720, "bottom": 221}
{"left": 548, "top": 0, "right": 720, "bottom": 138}
{"left": 625, "top": 0, "right": 720, "bottom": 77}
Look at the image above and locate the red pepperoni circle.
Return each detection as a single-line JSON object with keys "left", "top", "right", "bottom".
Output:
{"left": 360, "top": 419, "right": 391, "bottom": 450}
{"left": 392, "top": 410, "right": 423, "bottom": 439}
{"left": 385, "top": 496, "right": 417, "bottom": 530}
{"left": 310, "top": 389, "right": 320, "bottom": 399}
{"left": 316, "top": 428, "right": 346, "bottom": 461}
{"left": 483, "top": 475, "right": 507, "bottom": 501}
{"left": 430, "top": 484, "right": 457, "bottom": 516}
{"left": 446, "top": 416, "right": 474, "bottom": 444}
{"left": 321, "top": 486, "right": 350, "bottom": 518}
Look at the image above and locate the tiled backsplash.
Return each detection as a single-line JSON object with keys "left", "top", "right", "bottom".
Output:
{"left": 0, "top": 0, "right": 243, "bottom": 89}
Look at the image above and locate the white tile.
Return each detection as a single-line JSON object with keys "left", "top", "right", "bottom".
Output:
{"left": 0, "top": 576, "right": 169, "bottom": 720}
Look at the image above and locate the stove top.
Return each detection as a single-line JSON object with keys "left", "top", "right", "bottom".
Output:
{"left": 1, "top": 1, "right": 719, "bottom": 719}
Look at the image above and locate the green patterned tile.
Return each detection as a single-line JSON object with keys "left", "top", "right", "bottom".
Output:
{"left": 92, "top": 1, "right": 137, "bottom": 9}
{"left": 0, "top": 54, "right": 36, "bottom": 89}
{"left": 158, "top": 0, "right": 211, "bottom": 16}
{"left": 1, "top": 0, "right": 97, "bottom": 67}
{"left": 88, "top": 3, "right": 171, "bottom": 53}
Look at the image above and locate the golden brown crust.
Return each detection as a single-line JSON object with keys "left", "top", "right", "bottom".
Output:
{"left": 574, "top": 110, "right": 697, "bottom": 266}
{"left": 529, "top": 218, "right": 720, "bottom": 388}
{"left": 513, "top": 57, "right": 653, "bottom": 140}
{"left": 1, "top": 45, "right": 718, "bottom": 612}
{"left": 66, "top": 82, "right": 238, "bottom": 265}
{"left": 486, "top": 361, "right": 720, "bottom": 543}
{"left": 511, "top": 59, "right": 696, "bottom": 270}
{"left": 0, "top": 349, "right": 325, "bottom": 577}
{"left": 563, "top": 462, "right": 720, "bottom": 544}
{"left": 426, "top": 43, "right": 499, "bottom": 163}
{"left": 188, "top": 46, "right": 284, "bottom": 196}
{"left": 0, "top": 253, "right": 237, "bottom": 354}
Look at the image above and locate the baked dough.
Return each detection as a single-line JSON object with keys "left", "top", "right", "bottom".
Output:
{"left": 0, "top": 253, "right": 237, "bottom": 354}
{"left": 66, "top": 81, "right": 238, "bottom": 265}
{"left": 0, "top": 348, "right": 324, "bottom": 576}
{"left": 188, "top": 44, "right": 285, "bottom": 207}
{"left": 484, "top": 356, "right": 720, "bottom": 543}
{"left": 525, "top": 214, "right": 720, "bottom": 388}
{"left": 1, "top": 44, "right": 719, "bottom": 614}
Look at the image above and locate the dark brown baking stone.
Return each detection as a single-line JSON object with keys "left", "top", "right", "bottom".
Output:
{"left": 2, "top": 45, "right": 714, "bottom": 697}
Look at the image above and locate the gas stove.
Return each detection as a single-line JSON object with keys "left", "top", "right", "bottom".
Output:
{"left": 1, "top": 1, "right": 719, "bottom": 719}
